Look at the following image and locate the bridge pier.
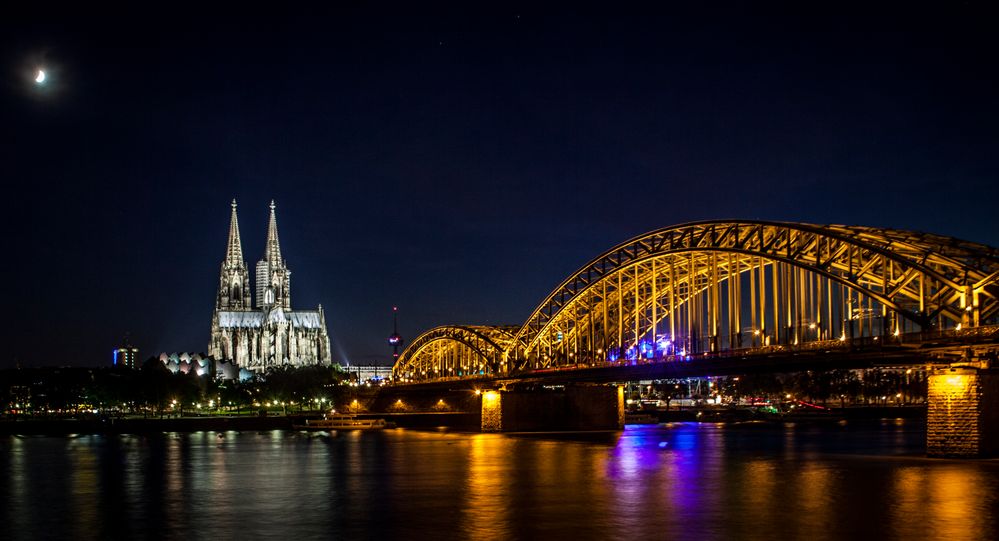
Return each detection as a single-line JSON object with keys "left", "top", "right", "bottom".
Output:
{"left": 927, "top": 363, "right": 999, "bottom": 458}
{"left": 481, "top": 384, "right": 624, "bottom": 432}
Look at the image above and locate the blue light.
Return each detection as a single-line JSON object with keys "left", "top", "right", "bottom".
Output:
{"left": 639, "top": 339, "right": 655, "bottom": 359}
{"left": 112, "top": 349, "right": 118, "bottom": 365}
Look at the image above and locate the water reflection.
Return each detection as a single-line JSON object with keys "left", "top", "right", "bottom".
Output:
{"left": 68, "top": 436, "right": 98, "bottom": 536}
{"left": 1, "top": 424, "right": 997, "bottom": 540}
{"left": 465, "top": 434, "right": 510, "bottom": 539}
{"left": 4, "top": 437, "right": 30, "bottom": 538}
{"left": 893, "top": 464, "right": 997, "bottom": 540}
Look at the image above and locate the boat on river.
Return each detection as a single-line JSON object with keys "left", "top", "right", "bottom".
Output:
{"left": 294, "top": 414, "right": 389, "bottom": 431}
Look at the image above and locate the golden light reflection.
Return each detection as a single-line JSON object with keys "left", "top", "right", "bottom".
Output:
{"left": 891, "top": 467, "right": 929, "bottom": 538}
{"left": 793, "top": 462, "right": 834, "bottom": 535}
{"left": 465, "top": 434, "right": 511, "bottom": 539}
{"left": 891, "top": 465, "right": 989, "bottom": 539}
{"left": 738, "top": 460, "right": 779, "bottom": 538}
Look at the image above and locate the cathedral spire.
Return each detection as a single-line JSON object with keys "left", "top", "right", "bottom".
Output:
{"left": 265, "top": 200, "right": 282, "bottom": 264}
{"left": 256, "top": 200, "right": 291, "bottom": 310}
{"left": 225, "top": 199, "right": 244, "bottom": 265}
{"left": 217, "top": 199, "right": 251, "bottom": 310}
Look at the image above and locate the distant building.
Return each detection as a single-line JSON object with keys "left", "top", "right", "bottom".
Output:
{"left": 113, "top": 343, "right": 139, "bottom": 369}
{"left": 157, "top": 352, "right": 254, "bottom": 382}
{"left": 342, "top": 364, "right": 393, "bottom": 383}
{"left": 208, "top": 200, "right": 332, "bottom": 372}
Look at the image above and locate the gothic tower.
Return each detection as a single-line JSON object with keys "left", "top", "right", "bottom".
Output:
{"left": 217, "top": 200, "right": 252, "bottom": 310}
{"left": 255, "top": 200, "right": 292, "bottom": 310}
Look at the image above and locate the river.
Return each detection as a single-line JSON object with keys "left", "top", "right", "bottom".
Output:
{"left": 2, "top": 420, "right": 998, "bottom": 540}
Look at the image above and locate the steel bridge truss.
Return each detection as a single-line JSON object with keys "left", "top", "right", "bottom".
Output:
{"left": 393, "top": 325, "right": 518, "bottom": 382}
{"left": 394, "top": 221, "right": 999, "bottom": 381}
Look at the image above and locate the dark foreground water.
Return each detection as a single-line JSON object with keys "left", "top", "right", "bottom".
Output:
{"left": 2, "top": 421, "right": 998, "bottom": 540}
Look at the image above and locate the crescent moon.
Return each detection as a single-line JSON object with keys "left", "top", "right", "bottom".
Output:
{"left": 35, "top": 70, "right": 46, "bottom": 83}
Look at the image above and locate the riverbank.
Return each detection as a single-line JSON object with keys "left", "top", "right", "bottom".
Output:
{"left": 0, "top": 415, "right": 298, "bottom": 435}
{"left": 0, "top": 411, "right": 483, "bottom": 435}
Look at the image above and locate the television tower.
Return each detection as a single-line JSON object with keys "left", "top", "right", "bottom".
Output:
{"left": 387, "top": 306, "right": 404, "bottom": 360}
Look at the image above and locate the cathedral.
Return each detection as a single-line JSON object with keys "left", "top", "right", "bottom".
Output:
{"left": 208, "top": 200, "right": 332, "bottom": 372}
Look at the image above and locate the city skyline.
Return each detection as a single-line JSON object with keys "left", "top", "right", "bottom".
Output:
{"left": 2, "top": 5, "right": 998, "bottom": 368}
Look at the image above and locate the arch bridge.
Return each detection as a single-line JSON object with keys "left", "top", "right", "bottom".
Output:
{"left": 393, "top": 220, "right": 999, "bottom": 383}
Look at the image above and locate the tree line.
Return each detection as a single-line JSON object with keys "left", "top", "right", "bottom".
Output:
{"left": 1, "top": 360, "right": 355, "bottom": 417}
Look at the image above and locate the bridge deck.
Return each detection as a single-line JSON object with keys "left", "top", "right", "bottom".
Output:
{"left": 392, "top": 326, "right": 999, "bottom": 390}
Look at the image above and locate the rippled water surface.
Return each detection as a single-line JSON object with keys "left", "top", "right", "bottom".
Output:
{"left": 2, "top": 421, "right": 998, "bottom": 540}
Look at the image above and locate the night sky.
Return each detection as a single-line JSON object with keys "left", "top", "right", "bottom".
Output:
{"left": 2, "top": 4, "right": 997, "bottom": 368}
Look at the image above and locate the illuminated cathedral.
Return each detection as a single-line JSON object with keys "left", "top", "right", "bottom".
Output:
{"left": 208, "top": 200, "right": 331, "bottom": 372}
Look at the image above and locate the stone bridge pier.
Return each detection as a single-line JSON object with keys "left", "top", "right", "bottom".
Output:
{"left": 927, "top": 358, "right": 999, "bottom": 458}
{"left": 480, "top": 384, "right": 624, "bottom": 432}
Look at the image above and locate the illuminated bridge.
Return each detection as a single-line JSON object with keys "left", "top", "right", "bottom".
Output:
{"left": 389, "top": 221, "right": 999, "bottom": 455}
{"left": 395, "top": 221, "right": 999, "bottom": 381}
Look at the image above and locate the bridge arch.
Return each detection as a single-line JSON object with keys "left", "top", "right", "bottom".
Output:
{"left": 392, "top": 325, "right": 519, "bottom": 381}
{"left": 509, "top": 220, "right": 998, "bottom": 370}
{"left": 394, "top": 220, "right": 999, "bottom": 381}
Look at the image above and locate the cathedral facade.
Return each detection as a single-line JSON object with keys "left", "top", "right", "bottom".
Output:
{"left": 208, "top": 200, "right": 331, "bottom": 372}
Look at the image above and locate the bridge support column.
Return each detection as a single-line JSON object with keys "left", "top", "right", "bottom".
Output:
{"left": 481, "top": 391, "right": 503, "bottom": 432}
{"left": 480, "top": 385, "right": 624, "bottom": 432}
{"left": 927, "top": 365, "right": 999, "bottom": 458}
